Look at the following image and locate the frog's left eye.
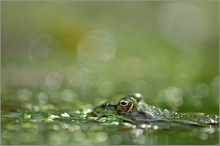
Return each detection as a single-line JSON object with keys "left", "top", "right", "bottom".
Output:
{"left": 116, "top": 99, "right": 134, "bottom": 114}
{"left": 120, "top": 100, "right": 128, "bottom": 106}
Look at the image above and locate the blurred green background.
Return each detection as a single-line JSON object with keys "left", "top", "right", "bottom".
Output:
{"left": 2, "top": 1, "right": 218, "bottom": 113}
{"left": 1, "top": 1, "right": 219, "bottom": 145}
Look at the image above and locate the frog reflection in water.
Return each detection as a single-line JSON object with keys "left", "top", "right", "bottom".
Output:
{"left": 92, "top": 93, "right": 219, "bottom": 126}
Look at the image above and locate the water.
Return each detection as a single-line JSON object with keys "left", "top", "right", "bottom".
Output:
{"left": 1, "top": 108, "right": 219, "bottom": 145}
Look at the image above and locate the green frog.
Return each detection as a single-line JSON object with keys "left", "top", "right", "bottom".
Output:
{"left": 92, "top": 93, "right": 219, "bottom": 126}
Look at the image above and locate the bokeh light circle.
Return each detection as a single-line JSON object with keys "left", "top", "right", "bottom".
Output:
{"left": 77, "top": 30, "right": 117, "bottom": 68}
{"left": 29, "top": 34, "right": 54, "bottom": 65}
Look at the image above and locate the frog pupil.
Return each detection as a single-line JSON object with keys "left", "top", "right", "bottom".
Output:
{"left": 121, "top": 101, "right": 127, "bottom": 106}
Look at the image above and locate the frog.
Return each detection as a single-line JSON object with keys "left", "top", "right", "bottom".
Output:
{"left": 92, "top": 93, "right": 219, "bottom": 126}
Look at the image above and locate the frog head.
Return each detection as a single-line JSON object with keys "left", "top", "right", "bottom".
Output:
{"left": 92, "top": 93, "right": 143, "bottom": 116}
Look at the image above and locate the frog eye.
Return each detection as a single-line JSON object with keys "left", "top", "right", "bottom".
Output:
{"left": 120, "top": 100, "right": 128, "bottom": 106}
{"left": 116, "top": 99, "right": 134, "bottom": 114}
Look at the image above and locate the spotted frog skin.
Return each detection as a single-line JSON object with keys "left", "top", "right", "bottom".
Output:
{"left": 92, "top": 93, "right": 219, "bottom": 126}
